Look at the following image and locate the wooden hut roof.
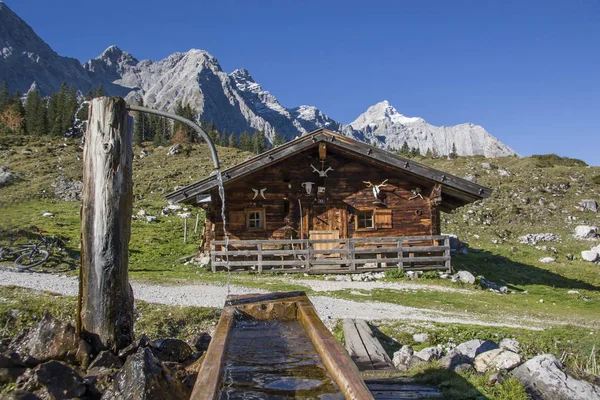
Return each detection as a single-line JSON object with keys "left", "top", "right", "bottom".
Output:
{"left": 165, "top": 129, "right": 492, "bottom": 212}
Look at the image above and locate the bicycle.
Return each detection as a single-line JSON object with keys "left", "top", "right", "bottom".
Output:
{"left": 0, "top": 228, "right": 64, "bottom": 270}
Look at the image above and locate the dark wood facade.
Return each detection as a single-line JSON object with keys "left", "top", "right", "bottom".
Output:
{"left": 166, "top": 129, "right": 491, "bottom": 272}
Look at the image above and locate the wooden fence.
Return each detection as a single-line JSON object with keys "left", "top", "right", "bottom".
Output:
{"left": 210, "top": 235, "right": 451, "bottom": 274}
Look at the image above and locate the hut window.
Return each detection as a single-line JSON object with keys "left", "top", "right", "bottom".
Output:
{"left": 246, "top": 209, "right": 264, "bottom": 229}
{"left": 357, "top": 210, "right": 374, "bottom": 229}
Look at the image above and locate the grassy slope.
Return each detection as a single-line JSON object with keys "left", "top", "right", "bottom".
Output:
{"left": 2, "top": 135, "right": 600, "bottom": 397}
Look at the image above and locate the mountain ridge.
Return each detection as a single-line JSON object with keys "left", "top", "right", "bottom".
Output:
{"left": 0, "top": 2, "right": 515, "bottom": 157}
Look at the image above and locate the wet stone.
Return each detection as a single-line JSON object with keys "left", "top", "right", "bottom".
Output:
{"left": 9, "top": 313, "right": 91, "bottom": 369}
{"left": 194, "top": 332, "right": 211, "bottom": 352}
{"left": 101, "top": 347, "right": 189, "bottom": 400}
{"left": 19, "top": 360, "right": 86, "bottom": 400}
{"left": 88, "top": 350, "right": 122, "bottom": 371}
{"left": 151, "top": 338, "right": 194, "bottom": 363}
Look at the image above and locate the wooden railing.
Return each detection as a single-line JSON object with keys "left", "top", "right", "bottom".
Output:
{"left": 210, "top": 235, "right": 451, "bottom": 274}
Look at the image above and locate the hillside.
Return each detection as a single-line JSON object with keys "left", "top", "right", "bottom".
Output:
{"left": 1, "top": 134, "right": 598, "bottom": 287}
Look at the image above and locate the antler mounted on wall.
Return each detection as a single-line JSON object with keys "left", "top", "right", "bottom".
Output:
{"left": 364, "top": 179, "right": 388, "bottom": 199}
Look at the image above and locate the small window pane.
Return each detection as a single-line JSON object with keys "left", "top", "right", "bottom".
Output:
{"left": 247, "top": 211, "right": 263, "bottom": 228}
{"left": 357, "top": 210, "right": 373, "bottom": 229}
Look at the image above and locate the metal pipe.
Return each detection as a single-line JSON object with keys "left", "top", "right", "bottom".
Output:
{"left": 126, "top": 104, "right": 220, "bottom": 170}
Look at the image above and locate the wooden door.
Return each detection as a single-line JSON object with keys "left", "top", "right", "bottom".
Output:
{"left": 309, "top": 205, "right": 346, "bottom": 257}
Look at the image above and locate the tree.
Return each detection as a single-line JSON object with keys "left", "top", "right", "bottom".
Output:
{"left": 94, "top": 84, "right": 104, "bottom": 98}
{"left": 272, "top": 130, "right": 287, "bottom": 147}
{"left": 238, "top": 131, "right": 251, "bottom": 152}
{"left": 251, "top": 130, "right": 267, "bottom": 154}
{"left": 25, "top": 89, "right": 46, "bottom": 135}
{"left": 13, "top": 91, "right": 25, "bottom": 118}
{"left": 220, "top": 129, "right": 229, "bottom": 147}
{"left": 207, "top": 121, "right": 220, "bottom": 146}
{"left": 228, "top": 132, "right": 237, "bottom": 148}
{"left": 400, "top": 141, "right": 410, "bottom": 156}
{"left": 0, "top": 105, "right": 25, "bottom": 135}
{"left": 410, "top": 147, "right": 421, "bottom": 158}
{"left": 449, "top": 143, "right": 458, "bottom": 159}
{"left": 174, "top": 101, "right": 197, "bottom": 143}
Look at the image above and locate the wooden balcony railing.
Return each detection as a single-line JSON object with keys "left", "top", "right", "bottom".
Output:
{"left": 210, "top": 235, "right": 451, "bottom": 274}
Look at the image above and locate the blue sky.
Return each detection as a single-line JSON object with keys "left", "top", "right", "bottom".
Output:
{"left": 6, "top": 0, "right": 600, "bottom": 165}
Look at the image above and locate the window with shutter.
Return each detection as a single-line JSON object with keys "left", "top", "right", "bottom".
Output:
{"left": 374, "top": 209, "right": 393, "bottom": 229}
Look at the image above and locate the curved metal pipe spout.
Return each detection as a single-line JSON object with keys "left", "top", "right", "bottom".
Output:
{"left": 126, "top": 104, "right": 220, "bottom": 170}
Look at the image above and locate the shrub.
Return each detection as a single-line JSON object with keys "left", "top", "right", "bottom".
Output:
{"left": 531, "top": 154, "right": 587, "bottom": 168}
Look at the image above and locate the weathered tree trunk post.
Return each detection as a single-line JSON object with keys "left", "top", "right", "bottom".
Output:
{"left": 78, "top": 97, "right": 134, "bottom": 352}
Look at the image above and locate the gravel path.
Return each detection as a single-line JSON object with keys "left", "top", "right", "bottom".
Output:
{"left": 283, "top": 278, "right": 473, "bottom": 294}
{"left": 0, "top": 270, "right": 546, "bottom": 330}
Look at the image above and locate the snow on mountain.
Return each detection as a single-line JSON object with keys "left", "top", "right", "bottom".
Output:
{"left": 0, "top": 1, "right": 515, "bottom": 157}
{"left": 348, "top": 101, "right": 516, "bottom": 157}
{"left": 0, "top": 2, "right": 93, "bottom": 95}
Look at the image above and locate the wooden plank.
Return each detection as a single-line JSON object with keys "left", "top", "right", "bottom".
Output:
{"left": 354, "top": 320, "right": 394, "bottom": 370}
{"left": 212, "top": 249, "right": 309, "bottom": 256}
{"left": 257, "top": 243, "right": 263, "bottom": 273}
{"left": 213, "top": 260, "right": 308, "bottom": 267}
{"left": 343, "top": 319, "right": 375, "bottom": 370}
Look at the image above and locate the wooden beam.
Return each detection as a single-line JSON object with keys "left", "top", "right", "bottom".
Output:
{"left": 78, "top": 97, "right": 134, "bottom": 352}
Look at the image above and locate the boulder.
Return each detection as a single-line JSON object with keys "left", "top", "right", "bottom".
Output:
{"left": 9, "top": 313, "right": 91, "bottom": 368}
{"left": 474, "top": 348, "right": 521, "bottom": 372}
{"left": 392, "top": 345, "right": 423, "bottom": 371}
{"left": 579, "top": 200, "right": 598, "bottom": 213}
{"left": 0, "top": 166, "right": 16, "bottom": 188}
{"left": 167, "top": 144, "right": 180, "bottom": 155}
{"left": 151, "top": 338, "right": 194, "bottom": 363}
{"left": 512, "top": 354, "right": 600, "bottom": 400}
{"left": 414, "top": 347, "right": 443, "bottom": 362}
{"left": 117, "top": 334, "right": 151, "bottom": 360}
{"left": 145, "top": 215, "right": 158, "bottom": 223}
{"left": 454, "top": 339, "right": 498, "bottom": 360}
{"left": 464, "top": 174, "right": 477, "bottom": 183}
{"left": 193, "top": 333, "right": 211, "bottom": 352}
{"left": 19, "top": 361, "right": 86, "bottom": 399}
{"left": 499, "top": 338, "right": 520, "bottom": 353}
{"left": 574, "top": 225, "right": 598, "bottom": 239}
{"left": 101, "top": 347, "right": 189, "bottom": 400}
{"left": 581, "top": 250, "right": 599, "bottom": 262}
{"left": 454, "top": 270, "right": 476, "bottom": 284}
{"left": 438, "top": 350, "right": 472, "bottom": 371}
{"left": 412, "top": 333, "right": 429, "bottom": 343}
{"left": 539, "top": 257, "right": 555, "bottom": 263}
{"left": 88, "top": 350, "right": 122, "bottom": 371}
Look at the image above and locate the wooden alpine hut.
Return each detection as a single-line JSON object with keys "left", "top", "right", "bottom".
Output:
{"left": 166, "top": 128, "right": 491, "bottom": 274}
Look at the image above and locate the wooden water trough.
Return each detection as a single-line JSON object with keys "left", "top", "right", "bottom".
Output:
{"left": 190, "top": 291, "right": 374, "bottom": 399}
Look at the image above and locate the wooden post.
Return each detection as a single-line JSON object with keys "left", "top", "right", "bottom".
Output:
{"left": 184, "top": 217, "right": 188, "bottom": 243}
{"left": 194, "top": 213, "right": 199, "bottom": 233}
{"left": 397, "top": 239, "right": 403, "bottom": 270}
{"left": 349, "top": 240, "right": 356, "bottom": 271}
{"left": 257, "top": 243, "right": 263, "bottom": 273}
{"left": 444, "top": 236, "right": 452, "bottom": 273}
{"left": 78, "top": 97, "right": 134, "bottom": 352}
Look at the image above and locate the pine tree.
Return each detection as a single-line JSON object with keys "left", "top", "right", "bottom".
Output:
{"left": 174, "top": 101, "right": 197, "bottom": 143}
{"left": 13, "top": 92, "right": 25, "bottom": 118}
{"left": 449, "top": 143, "right": 458, "bottom": 159}
{"left": 228, "top": 132, "right": 237, "bottom": 148}
{"left": 207, "top": 121, "right": 220, "bottom": 146}
{"left": 410, "top": 147, "right": 421, "bottom": 158}
{"left": 25, "top": 89, "right": 46, "bottom": 135}
{"left": 251, "top": 130, "right": 267, "bottom": 154}
{"left": 272, "top": 130, "right": 287, "bottom": 147}
{"left": 94, "top": 84, "right": 104, "bottom": 98}
{"left": 133, "top": 99, "right": 145, "bottom": 145}
{"left": 400, "top": 141, "right": 410, "bottom": 156}
{"left": 220, "top": 129, "right": 229, "bottom": 147}
{"left": 238, "top": 131, "right": 251, "bottom": 152}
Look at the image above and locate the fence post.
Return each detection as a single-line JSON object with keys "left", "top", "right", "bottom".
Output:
{"left": 349, "top": 240, "right": 356, "bottom": 271}
{"left": 78, "top": 97, "right": 134, "bottom": 352}
{"left": 397, "top": 239, "right": 403, "bottom": 270}
{"left": 211, "top": 243, "right": 216, "bottom": 272}
{"left": 257, "top": 243, "right": 263, "bottom": 273}
{"left": 444, "top": 236, "right": 452, "bottom": 273}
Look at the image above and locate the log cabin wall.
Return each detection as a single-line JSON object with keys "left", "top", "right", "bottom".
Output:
{"left": 202, "top": 147, "right": 440, "bottom": 246}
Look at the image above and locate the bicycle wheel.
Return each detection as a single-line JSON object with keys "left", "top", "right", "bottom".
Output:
{"left": 15, "top": 249, "right": 49, "bottom": 269}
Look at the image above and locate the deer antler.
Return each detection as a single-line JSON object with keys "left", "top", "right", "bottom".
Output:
{"left": 363, "top": 181, "right": 373, "bottom": 187}
{"left": 379, "top": 179, "right": 389, "bottom": 187}
{"left": 311, "top": 164, "right": 319, "bottom": 173}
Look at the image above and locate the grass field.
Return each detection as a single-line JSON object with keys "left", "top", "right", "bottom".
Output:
{"left": 1, "top": 134, "right": 600, "bottom": 395}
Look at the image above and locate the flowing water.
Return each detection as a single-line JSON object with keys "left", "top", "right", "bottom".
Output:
{"left": 216, "top": 170, "right": 231, "bottom": 294}
{"left": 219, "top": 319, "right": 345, "bottom": 399}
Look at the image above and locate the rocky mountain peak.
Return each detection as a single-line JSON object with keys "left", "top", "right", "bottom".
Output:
{"left": 350, "top": 100, "right": 423, "bottom": 130}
